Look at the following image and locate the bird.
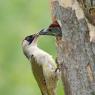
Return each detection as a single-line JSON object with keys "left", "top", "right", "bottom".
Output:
{"left": 39, "top": 21, "right": 62, "bottom": 37}
{"left": 22, "top": 33, "right": 58, "bottom": 95}
{"left": 39, "top": 21, "right": 62, "bottom": 71}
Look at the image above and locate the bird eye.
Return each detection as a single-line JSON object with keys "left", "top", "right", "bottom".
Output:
{"left": 25, "top": 35, "right": 34, "bottom": 44}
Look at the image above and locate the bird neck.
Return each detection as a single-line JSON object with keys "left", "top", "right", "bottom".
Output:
{"left": 23, "top": 41, "right": 37, "bottom": 58}
{"left": 31, "top": 38, "right": 38, "bottom": 46}
{"left": 30, "top": 43, "right": 37, "bottom": 46}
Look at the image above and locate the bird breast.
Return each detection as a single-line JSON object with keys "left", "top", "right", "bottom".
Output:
{"left": 29, "top": 46, "right": 57, "bottom": 69}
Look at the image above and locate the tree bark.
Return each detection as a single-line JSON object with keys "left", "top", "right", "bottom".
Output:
{"left": 50, "top": 0, "right": 95, "bottom": 95}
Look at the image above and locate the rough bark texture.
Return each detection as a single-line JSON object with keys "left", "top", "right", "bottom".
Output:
{"left": 50, "top": 0, "right": 95, "bottom": 95}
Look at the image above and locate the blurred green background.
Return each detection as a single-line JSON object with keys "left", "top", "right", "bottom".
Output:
{"left": 0, "top": 0, "right": 64, "bottom": 95}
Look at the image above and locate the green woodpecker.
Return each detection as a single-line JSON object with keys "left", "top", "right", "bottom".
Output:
{"left": 22, "top": 33, "right": 58, "bottom": 95}
{"left": 39, "top": 21, "right": 62, "bottom": 37}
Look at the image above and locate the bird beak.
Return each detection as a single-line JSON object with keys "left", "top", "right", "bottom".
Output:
{"left": 31, "top": 34, "right": 39, "bottom": 44}
{"left": 34, "top": 33, "right": 39, "bottom": 38}
{"left": 39, "top": 27, "right": 62, "bottom": 36}
{"left": 39, "top": 28, "right": 56, "bottom": 36}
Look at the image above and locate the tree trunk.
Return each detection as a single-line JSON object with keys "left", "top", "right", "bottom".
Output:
{"left": 50, "top": 0, "right": 95, "bottom": 95}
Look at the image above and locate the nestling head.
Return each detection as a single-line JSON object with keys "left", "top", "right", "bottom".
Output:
{"left": 39, "top": 21, "right": 62, "bottom": 36}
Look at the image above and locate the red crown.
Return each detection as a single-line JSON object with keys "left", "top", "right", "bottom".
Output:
{"left": 49, "top": 21, "right": 60, "bottom": 28}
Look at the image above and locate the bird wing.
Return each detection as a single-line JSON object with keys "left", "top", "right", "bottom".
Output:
{"left": 42, "top": 63, "right": 58, "bottom": 95}
{"left": 30, "top": 55, "right": 48, "bottom": 95}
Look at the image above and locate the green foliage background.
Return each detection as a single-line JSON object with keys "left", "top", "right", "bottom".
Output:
{"left": 0, "top": 0, "right": 64, "bottom": 95}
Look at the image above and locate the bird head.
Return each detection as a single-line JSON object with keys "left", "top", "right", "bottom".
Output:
{"left": 22, "top": 34, "right": 39, "bottom": 58}
{"left": 39, "top": 21, "right": 62, "bottom": 36}
{"left": 22, "top": 34, "right": 39, "bottom": 47}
